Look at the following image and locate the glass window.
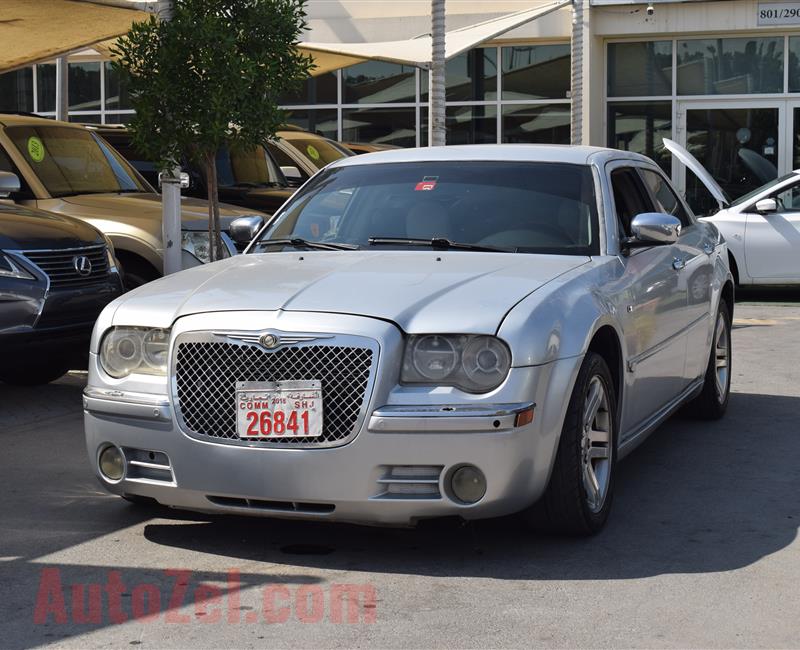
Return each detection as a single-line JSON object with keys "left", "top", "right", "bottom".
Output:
{"left": 639, "top": 168, "right": 691, "bottom": 225}
{"left": 677, "top": 37, "right": 783, "bottom": 95}
{"left": 502, "top": 44, "right": 570, "bottom": 100}
{"left": 611, "top": 168, "right": 655, "bottom": 236}
{"left": 502, "top": 104, "right": 570, "bottom": 144}
{"left": 104, "top": 62, "right": 132, "bottom": 111}
{"left": 0, "top": 68, "right": 34, "bottom": 112}
{"left": 265, "top": 142, "right": 309, "bottom": 182}
{"left": 104, "top": 113, "right": 134, "bottom": 125}
{"left": 254, "top": 161, "right": 600, "bottom": 256}
{"left": 282, "top": 136, "right": 350, "bottom": 170}
{"left": 36, "top": 64, "right": 56, "bottom": 113}
{"left": 282, "top": 109, "right": 338, "bottom": 140}
{"left": 420, "top": 48, "right": 497, "bottom": 102}
{"left": 342, "top": 61, "right": 416, "bottom": 104}
{"left": 215, "top": 146, "right": 284, "bottom": 188}
{"left": 607, "top": 101, "right": 672, "bottom": 174}
{"left": 68, "top": 62, "right": 101, "bottom": 111}
{"left": 342, "top": 107, "right": 416, "bottom": 148}
{"left": 607, "top": 41, "right": 672, "bottom": 97}
{"left": 788, "top": 37, "right": 800, "bottom": 92}
{"left": 279, "top": 72, "right": 337, "bottom": 105}
{"left": 70, "top": 114, "right": 101, "bottom": 124}
{"left": 421, "top": 106, "right": 496, "bottom": 146}
{"left": 5, "top": 125, "right": 148, "bottom": 197}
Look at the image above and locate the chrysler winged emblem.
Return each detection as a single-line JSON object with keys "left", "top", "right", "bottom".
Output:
{"left": 259, "top": 333, "right": 280, "bottom": 349}
{"left": 73, "top": 255, "right": 93, "bottom": 276}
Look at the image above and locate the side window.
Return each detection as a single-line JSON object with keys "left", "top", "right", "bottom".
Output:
{"left": 265, "top": 142, "right": 309, "bottom": 181}
{"left": 639, "top": 168, "right": 691, "bottom": 226}
{"left": 774, "top": 181, "right": 800, "bottom": 211}
{"left": 610, "top": 167, "right": 654, "bottom": 237}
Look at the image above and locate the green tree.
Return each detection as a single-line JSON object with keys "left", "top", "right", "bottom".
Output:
{"left": 112, "top": 0, "right": 313, "bottom": 261}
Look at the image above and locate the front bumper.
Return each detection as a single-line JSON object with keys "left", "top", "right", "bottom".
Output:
{"left": 84, "top": 312, "right": 581, "bottom": 525}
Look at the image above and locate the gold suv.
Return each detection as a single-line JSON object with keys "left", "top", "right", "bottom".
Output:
{"left": 0, "top": 114, "right": 268, "bottom": 289}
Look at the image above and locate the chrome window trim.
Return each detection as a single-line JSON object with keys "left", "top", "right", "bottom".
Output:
{"left": 170, "top": 329, "right": 381, "bottom": 449}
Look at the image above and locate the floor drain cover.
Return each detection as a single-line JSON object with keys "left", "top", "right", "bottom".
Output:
{"left": 280, "top": 544, "right": 335, "bottom": 556}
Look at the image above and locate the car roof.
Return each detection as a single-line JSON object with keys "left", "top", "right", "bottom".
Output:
{"left": 327, "top": 144, "right": 654, "bottom": 168}
{"left": 0, "top": 113, "right": 85, "bottom": 129}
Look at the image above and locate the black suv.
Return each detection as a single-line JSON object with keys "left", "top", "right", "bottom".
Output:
{"left": 0, "top": 171, "right": 123, "bottom": 385}
{"left": 89, "top": 125, "right": 295, "bottom": 217}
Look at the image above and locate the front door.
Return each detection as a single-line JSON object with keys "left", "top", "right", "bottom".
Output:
{"left": 675, "top": 101, "right": 785, "bottom": 215}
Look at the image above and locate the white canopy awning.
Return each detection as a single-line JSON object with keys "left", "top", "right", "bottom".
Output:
{"left": 299, "top": 0, "right": 571, "bottom": 75}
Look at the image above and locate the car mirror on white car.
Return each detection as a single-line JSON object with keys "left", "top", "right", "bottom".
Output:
{"left": 623, "top": 212, "right": 682, "bottom": 254}
{"left": 755, "top": 198, "right": 778, "bottom": 214}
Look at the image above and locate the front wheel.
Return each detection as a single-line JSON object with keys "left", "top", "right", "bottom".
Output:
{"left": 524, "top": 352, "right": 617, "bottom": 535}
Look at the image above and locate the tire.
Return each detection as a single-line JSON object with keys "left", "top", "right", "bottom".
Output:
{"left": 684, "top": 299, "right": 732, "bottom": 420}
{"left": 0, "top": 360, "right": 71, "bottom": 386}
{"left": 524, "top": 352, "right": 617, "bottom": 536}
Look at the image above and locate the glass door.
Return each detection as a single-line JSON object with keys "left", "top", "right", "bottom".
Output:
{"left": 675, "top": 101, "right": 785, "bottom": 215}
{"left": 787, "top": 101, "right": 800, "bottom": 171}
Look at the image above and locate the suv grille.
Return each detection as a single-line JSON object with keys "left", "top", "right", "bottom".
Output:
{"left": 174, "top": 337, "right": 375, "bottom": 447}
{"left": 23, "top": 244, "right": 109, "bottom": 289}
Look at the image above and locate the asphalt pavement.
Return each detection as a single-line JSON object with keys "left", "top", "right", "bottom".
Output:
{"left": 1, "top": 302, "right": 799, "bottom": 649}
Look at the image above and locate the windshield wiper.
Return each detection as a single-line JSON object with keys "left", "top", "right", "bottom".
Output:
{"left": 262, "top": 237, "right": 359, "bottom": 251}
{"left": 367, "top": 237, "right": 515, "bottom": 253}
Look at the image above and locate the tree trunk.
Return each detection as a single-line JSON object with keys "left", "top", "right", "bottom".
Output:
{"left": 204, "top": 151, "right": 223, "bottom": 261}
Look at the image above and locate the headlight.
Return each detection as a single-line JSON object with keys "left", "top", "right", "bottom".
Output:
{"left": 100, "top": 327, "right": 170, "bottom": 378}
{"left": 182, "top": 231, "right": 230, "bottom": 263}
{"left": 401, "top": 335, "right": 512, "bottom": 393}
{"left": 0, "top": 253, "right": 34, "bottom": 280}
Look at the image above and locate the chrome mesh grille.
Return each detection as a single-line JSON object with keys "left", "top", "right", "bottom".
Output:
{"left": 23, "top": 244, "right": 109, "bottom": 289}
{"left": 174, "top": 338, "right": 374, "bottom": 447}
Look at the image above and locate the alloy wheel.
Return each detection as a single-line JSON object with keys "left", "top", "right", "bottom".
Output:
{"left": 581, "top": 376, "right": 612, "bottom": 513}
{"left": 714, "top": 311, "right": 730, "bottom": 404}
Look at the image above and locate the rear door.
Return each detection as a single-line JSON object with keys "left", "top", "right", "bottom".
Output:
{"left": 607, "top": 163, "right": 690, "bottom": 436}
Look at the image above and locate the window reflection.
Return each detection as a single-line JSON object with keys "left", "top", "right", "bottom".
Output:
{"left": 677, "top": 37, "right": 783, "bottom": 95}
{"left": 279, "top": 72, "right": 337, "bottom": 105}
{"left": 104, "top": 62, "right": 132, "bottom": 111}
{"left": 342, "top": 107, "right": 415, "bottom": 147}
{"left": 0, "top": 68, "right": 33, "bottom": 112}
{"left": 282, "top": 109, "right": 338, "bottom": 140}
{"left": 68, "top": 62, "right": 101, "bottom": 111}
{"left": 343, "top": 61, "right": 416, "bottom": 104}
{"left": 607, "top": 101, "right": 672, "bottom": 173}
{"left": 421, "top": 48, "right": 497, "bottom": 102}
{"left": 502, "top": 104, "right": 570, "bottom": 144}
{"left": 607, "top": 41, "right": 672, "bottom": 97}
{"left": 502, "top": 45, "right": 570, "bottom": 100}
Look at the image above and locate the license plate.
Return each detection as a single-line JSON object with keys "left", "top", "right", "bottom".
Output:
{"left": 235, "top": 380, "right": 323, "bottom": 439}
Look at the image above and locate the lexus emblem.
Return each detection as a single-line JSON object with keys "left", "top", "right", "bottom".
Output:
{"left": 259, "top": 333, "right": 279, "bottom": 349}
{"left": 73, "top": 255, "right": 92, "bottom": 276}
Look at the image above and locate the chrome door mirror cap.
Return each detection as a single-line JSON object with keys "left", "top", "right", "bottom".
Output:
{"left": 755, "top": 197, "right": 778, "bottom": 214}
{"left": 280, "top": 165, "right": 302, "bottom": 180}
{"left": 630, "top": 212, "right": 682, "bottom": 245}
{"left": 0, "top": 171, "right": 21, "bottom": 198}
{"left": 229, "top": 215, "right": 265, "bottom": 245}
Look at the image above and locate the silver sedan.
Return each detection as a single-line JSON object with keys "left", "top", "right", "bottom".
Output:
{"left": 84, "top": 145, "right": 733, "bottom": 535}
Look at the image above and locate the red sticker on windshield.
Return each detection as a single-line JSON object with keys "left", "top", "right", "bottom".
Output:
{"left": 415, "top": 176, "right": 438, "bottom": 191}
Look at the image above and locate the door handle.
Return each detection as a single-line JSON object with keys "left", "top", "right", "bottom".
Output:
{"left": 672, "top": 257, "right": 685, "bottom": 271}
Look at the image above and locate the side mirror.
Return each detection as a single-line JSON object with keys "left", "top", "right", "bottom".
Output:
{"left": 280, "top": 165, "right": 303, "bottom": 183}
{"left": 755, "top": 197, "right": 778, "bottom": 214}
{"left": 229, "top": 215, "right": 265, "bottom": 245}
{"left": 625, "top": 212, "right": 682, "bottom": 251}
{"left": 0, "top": 171, "right": 21, "bottom": 198}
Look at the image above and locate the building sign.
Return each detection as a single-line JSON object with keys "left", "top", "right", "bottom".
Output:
{"left": 758, "top": 2, "right": 800, "bottom": 25}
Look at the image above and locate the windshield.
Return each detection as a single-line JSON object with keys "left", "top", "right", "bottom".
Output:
{"left": 250, "top": 161, "right": 599, "bottom": 256}
{"left": 7, "top": 125, "right": 149, "bottom": 198}
{"left": 283, "top": 137, "right": 350, "bottom": 170}
{"left": 215, "top": 145, "right": 287, "bottom": 188}
{"left": 728, "top": 171, "right": 797, "bottom": 208}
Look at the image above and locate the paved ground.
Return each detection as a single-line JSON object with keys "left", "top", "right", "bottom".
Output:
{"left": 1, "top": 301, "right": 799, "bottom": 649}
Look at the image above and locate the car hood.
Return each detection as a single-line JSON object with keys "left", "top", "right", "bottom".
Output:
{"left": 0, "top": 201, "right": 103, "bottom": 250}
{"left": 662, "top": 138, "right": 730, "bottom": 210}
{"left": 60, "top": 193, "right": 262, "bottom": 229}
{"left": 111, "top": 251, "right": 590, "bottom": 333}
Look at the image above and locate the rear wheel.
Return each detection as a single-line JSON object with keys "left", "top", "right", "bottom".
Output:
{"left": 524, "top": 352, "right": 617, "bottom": 535}
{"left": 684, "top": 300, "right": 731, "bottom": 420}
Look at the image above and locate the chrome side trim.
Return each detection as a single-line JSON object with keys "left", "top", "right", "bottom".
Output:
{"left": 83, "top": 387, "right": 171, "bottom": 421}
{"left": 368, "top": 402, "right": 535, "bottom": 433}
{"left": 617, "top": 377, "right": 704, "bottom": 459}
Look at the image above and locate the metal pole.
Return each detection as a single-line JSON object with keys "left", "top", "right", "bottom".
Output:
{"left": 55, "top": 56, "right": 69, "bottom": 122}
{"left": 158, "top": 0, "right": 182, "bottom": 275}
{"left": 570, "top": 0, "right": 584, "bottom": 145}
{"left": 428, "top": 0, "right": 446, "bottom": 147}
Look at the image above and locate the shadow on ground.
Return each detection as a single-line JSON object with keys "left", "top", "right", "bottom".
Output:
{"left": 141, "top": 391, "right": 800, "bottom": 580}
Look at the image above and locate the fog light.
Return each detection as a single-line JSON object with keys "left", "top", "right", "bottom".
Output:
{"left": 450, "top": 465, "right": 486, "bottom": 504}
{"left": 99, "top": 446, "right": 125, "bottom": 481}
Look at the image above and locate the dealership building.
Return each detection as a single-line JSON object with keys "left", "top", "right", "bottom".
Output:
{"left": 3, "top": 0, "right": 800, "bottom": 211}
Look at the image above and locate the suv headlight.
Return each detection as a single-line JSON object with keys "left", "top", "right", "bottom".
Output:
{"left": 182, "top": 231, "right": 230, "bottom": 263}
{"left": 100, "top": 327, "right": 170, "bottom": 378}
{"left": 401, "top": 334, "right": 512, "bottom": 393}
{"left": 0, "top": 253, "right": 34, "bottom": 280}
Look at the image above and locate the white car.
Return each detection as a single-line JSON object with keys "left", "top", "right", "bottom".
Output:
{"left": 84, "top": 145, "right": 733, "bottom": 536}
{"left": 666, "top": 138, "right": 800, "bottom": 286}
